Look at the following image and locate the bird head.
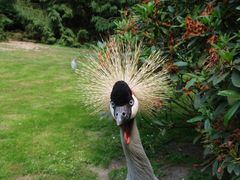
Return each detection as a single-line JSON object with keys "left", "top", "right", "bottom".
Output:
{"left": 77, "top": 39, "right": 171, "bottom": 144}
{"left": 110, "top": 81, "right": 139, "bottom": 144}
{"left": 110, "top": 81, "right": 139, "bottom": 126}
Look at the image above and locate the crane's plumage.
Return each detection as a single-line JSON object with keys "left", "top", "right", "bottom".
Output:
{"left": 76, "top": 39, "right": 171, "bottom": 180}
{"left": 76, "top": 39, "right": 170, "bottom": 116}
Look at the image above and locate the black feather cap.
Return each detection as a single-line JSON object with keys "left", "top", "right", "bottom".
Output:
{"left": 110, "top": 81, "right": 133, "bottom": 106}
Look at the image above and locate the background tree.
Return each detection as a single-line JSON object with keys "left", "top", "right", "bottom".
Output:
{"left": 0, "top": 0, "right": 139, "bottom": 46}
{"left": 113, "top": 1, "right": 240, "bottom": 179}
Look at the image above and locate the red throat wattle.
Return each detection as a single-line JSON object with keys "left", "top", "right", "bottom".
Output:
{"left": 121, "top": 123, "right": 131, "bottom": 145}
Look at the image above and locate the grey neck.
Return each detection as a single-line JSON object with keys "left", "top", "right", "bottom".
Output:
{"left": 120, "top": 119, "right": 158, "bottom": 180}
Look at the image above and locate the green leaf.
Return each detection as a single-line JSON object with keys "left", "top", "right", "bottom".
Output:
{"left": 160, "top": 27, "right": 168, "bottom": 35}
{"left": 187, "top": 116, "right": 204, "bottom": 123}
{"left": 176, "top": 16, "right": 184, "bottom": 24}
{"left": 161, "top": 128, "right": 166, "bottom": 136}
{"left": 187, "top": 38, "right": 198, "bottom": 48}
{"left": 233, "top": 58, "right": 240, "bottom": 65}
{"left": 204, "top": 119, "right": 211, "bottom": 131}
{"left": 185, "top": 78, "right": 196, "bottom": 89}
{"left": 224, "top": 101, "right": 240, "bottom": 126}
{"left": 174, "top": 61, "right": 188, "bottom": 67}
{"left": 235, "top": 65, "right": 240, "bottom": 71}
{"left": 212, "top": 160, "right": 219, "bottom": 176}
{"left": 212, "top": 72, "right": 229, "bottom": 86}
{"left": 167, "top": 6, "right": 174, "bottom": 13}
{"left": 153, "top": 120, "right": 164, "bottom": 126}
{"left": 231, "top": 70, "right": 240, "bottom": 87}
{"left": 219, "top": 50, "right": 234, "bottom": 62}
{"left": 201, "top": 16, "right": 211, "bottom": 24}
{"left": 234, "top": 165, "right": 240, "bottom": 176}
{"left": 193, "top": 134, "right": 201, "bottom": 144}
{"left": 218, "top": 90, "right": 240, "bottom": 99}
{"left": 213, "top": 102, "right": 227, "bottom": 118}
{"left": 194, "top": 94, "right": 201, "bottom": 109}
{"left": 227, "top": 164, "right": 235, "bottom": 173}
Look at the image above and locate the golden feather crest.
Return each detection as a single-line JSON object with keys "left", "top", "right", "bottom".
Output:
{"left": 76, "top": 39, "right": 171, "bottom": 116}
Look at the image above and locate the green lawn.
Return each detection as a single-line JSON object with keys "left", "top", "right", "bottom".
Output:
{"left": 0, "top": 42, "right": 122, "bottom": 179}
{"left": 0, "top": 41, "right": 212, "bottom": 180}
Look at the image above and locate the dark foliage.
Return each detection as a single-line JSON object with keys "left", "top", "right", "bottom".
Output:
{"left": 0, "top": 0, "right": 15, "bottom": 40}
{"left": 0, "top": 0, "right": 139, "bottom": 45}
{"left": 113, "top": 0, "right": 240, "bottom": 179}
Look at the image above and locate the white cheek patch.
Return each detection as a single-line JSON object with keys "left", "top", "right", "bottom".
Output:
{"left": 131, "top": 95, "right": 139, "bottom": 119}
{"left": 109, "top": 104, "right": 115, "bottom": 118}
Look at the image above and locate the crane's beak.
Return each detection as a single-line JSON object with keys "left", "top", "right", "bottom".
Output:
{"left": 109, "top": 104, "right": 133, "bottom": 145}
{"left": 114, "top": 105, "right": 132, "bottom": 145}
{"left": 114, "top": 105, "right": 131, "bottom": 126}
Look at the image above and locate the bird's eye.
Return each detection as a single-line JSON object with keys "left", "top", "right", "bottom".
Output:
{"left": 129, "top": 99, "right": 134, "bottom": 106}
{"left": 110, "top": 101, "right": 115, "bottom": 108}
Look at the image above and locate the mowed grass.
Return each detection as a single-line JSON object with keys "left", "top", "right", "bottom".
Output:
{"left": 0, "top": 43, "right": 122, "bottom": 179}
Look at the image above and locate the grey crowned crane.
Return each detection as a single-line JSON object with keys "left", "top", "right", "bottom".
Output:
{"left": 110, "top": 80, "right": 157, "bottom": 180}
{"left": 77, "top": 39, "right": 170, "bottom": 180}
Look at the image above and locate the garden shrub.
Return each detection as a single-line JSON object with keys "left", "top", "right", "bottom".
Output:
{"left": 14, "top": 0, "right": 54, "bottom": 43}
{"left": 0, "top": 26, "right": 6, "bottom": 41}
{"left": 113, "top": 0, "right": 240, "bottom": 179}
{"left": 58, "top": 27, "right": 78, "bottom": 47}
{"left": 0, "top": 0, "right": 15, "bottom": 37}
{"left": 0, "top": 0, "right": 140, "bottom": 45}
{"left": 0, "top": 14, "right": 13, "bottom": 41}
{"left": 77, "top": 29, "right": 89, "bottom": 43}
{"left": 47, "top": 4, "right": 72, "bottom": 39}
{"left": 90, "top": 0, "right": 140, "bottom": 33}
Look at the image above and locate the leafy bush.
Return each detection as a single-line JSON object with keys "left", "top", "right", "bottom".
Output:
{"left": 58, "top": 27, "right": 78, "bottom": 47}
{"left": 0, "top": 0, "right": 15, "bottom": 40}
{"left": 0, "top": 14, "right": 13, "bottom": 41}
{"left": 114, "top": 0, "right": 240, "bottom": 179}
{"left": 47, "top": 4, "right": 72, "bottom": 38}
{"left": 14, "top": 0, "right": 55, "bottom": 43}
{"left": 0, "top": 0, "right": 139, "bottom": 45}
{"left": 77, "top": 29, "right": 89, "bottom": 42}
{"left": 0, "top": 27, "right": 6, "bottom": 41}
{"left": 90, "top": 0, "right": 139, "bottom": 33}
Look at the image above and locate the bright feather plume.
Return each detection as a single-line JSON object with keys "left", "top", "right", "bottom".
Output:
{"left": 76, "top": 39, "right": 171, "bottom": 116}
